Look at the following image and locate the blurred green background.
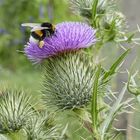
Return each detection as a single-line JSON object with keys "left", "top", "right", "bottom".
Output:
{"left": 0, "top": 0, "right": 140, "bottom": 139}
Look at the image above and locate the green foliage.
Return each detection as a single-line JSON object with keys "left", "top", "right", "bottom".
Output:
{"left": 100, "top": 85, "right": 127, "bottom": 140}
{"left": 92, "top": 0, "right": 99, "bottom": 27}
{"left": 91, "top": 65, "right": 101, "bottom": 134}
{"left": 69, "top": 0, "right": 139, "bottom": 55}
{"left": 127, "top": 71, "right": 140, "bottom": 97}
{"left": 102, "top": 49, "right": 130, "bottom": 82}
{"left": 83, "top": 49, "right": 131, "bottom": 140}
{"left": 42, "top": 46, "right": 131, "bottom": 139}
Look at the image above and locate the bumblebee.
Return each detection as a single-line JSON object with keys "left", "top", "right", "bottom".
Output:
{"left": 21, "top": 22, "right": 55, "bottom": 48}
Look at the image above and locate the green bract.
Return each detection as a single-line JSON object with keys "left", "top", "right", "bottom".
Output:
{"left": 42, "top": 51, "right": 96, "bottom": 110}
{"left": 0, "top": 90, "right": 35, "bottom": 133}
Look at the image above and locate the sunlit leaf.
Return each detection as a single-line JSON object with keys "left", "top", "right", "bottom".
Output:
{"left": 102, "top": 49, "right": 130, "bottom": 82}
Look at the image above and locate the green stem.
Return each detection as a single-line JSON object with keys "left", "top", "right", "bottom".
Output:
{"left": 92, "top": 0, "right": 99, "bottom": 27}
{"left": 91, "top": 65, "right": 101, "bottom": 136}
{"left": 73, "top": 108, "right": 93, "bottom": 133}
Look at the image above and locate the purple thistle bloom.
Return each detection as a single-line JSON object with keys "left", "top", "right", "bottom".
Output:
{"left": 24, "top": 22, "right": 96, "bottom": 63}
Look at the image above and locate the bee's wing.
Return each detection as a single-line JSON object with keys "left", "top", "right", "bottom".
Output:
{"left": 31, "top": 27, "right": 49, "bottom": 32}
{"left": 21, "top": 23, "right": 41, "bottom": 28}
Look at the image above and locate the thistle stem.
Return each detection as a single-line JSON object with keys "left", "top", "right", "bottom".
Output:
{"left": 92, "top": 0, "right": 99, "bottom": 27}
{"left": 73, "top": 108, "right": 93, "bottom": 131}
{"left": 91, "top": 65, "right": 101, "bottom": 139}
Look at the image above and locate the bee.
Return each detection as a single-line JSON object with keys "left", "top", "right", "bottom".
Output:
{"left": 21, "top": 22, "right": 56, "bottom": 48}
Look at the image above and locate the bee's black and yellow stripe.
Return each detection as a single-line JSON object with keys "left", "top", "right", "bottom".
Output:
{"left": 31, "top": 30, "right": 46, "bottom": 41}
{"left": 31, "top": 22, "right": 55, "bottom": 42}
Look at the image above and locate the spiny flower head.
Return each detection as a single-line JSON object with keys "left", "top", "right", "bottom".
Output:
{"left": 24, "top": 22, "right": 96, "bottom": 63}
{"left": 0, "top": 90, "right": 35, "bottom": 133}
{"left": 101, "top": 12, "right": 126, "bottom": 42}
{"left": 42, "top": 52, "right": 95, "bottom": 110}
{"left": 69, "top": 0, "right": 114, "bottom": 19}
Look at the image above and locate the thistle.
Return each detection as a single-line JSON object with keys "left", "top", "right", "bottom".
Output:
{"left": 24, "top": 22, "right": 96, "bottom": 110}
{"left": 0, "top": 90, "right": 35, "bottom": 133}
{"left": 43, "top": 52, "right": 95, "bottom": 110}
{"left": 69, "top": 0, "right": 138, "bottom": 47}
{"left": 21, "top": 1, "right": 139, "bottom": 139}
{"left": 0, "top": 90, "right": 61, "bottom": 140}
{"left": 25, "top": 112, "right": 59, "bottom": 140}
{"left": 69, "top": 0, "right": 112, "bottom": 19}
{"left": 69, "top": 0, "right": 94, "bottom": 19}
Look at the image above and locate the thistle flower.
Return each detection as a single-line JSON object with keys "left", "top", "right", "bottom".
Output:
{"left": 24, "top": 22, "right": 96, "bottom": 63}
{"left": 24, "top": 22, "right": 96, "bottom": 110}
{"left": 43, "top": 52, "right": 95, "bottom": 110}
{"left": 0, "top": 90, "right": 35, "bottom": 133}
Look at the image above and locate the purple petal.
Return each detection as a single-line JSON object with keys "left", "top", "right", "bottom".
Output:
{"left": 24, "top": 22, "right": 96, "bottom": 63}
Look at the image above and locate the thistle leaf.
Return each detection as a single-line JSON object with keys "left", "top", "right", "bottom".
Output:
{"left": 127, "top": 71, "right": 140, "bottom": 96}
{"left": 100, "top": 85, "right": 127, "bottom": 140}
{"left": 91, "top": 65, "right": 101, "bottom": 130}
{"left": 102, "top": 49, "right": 130, "bottom": 82}
{"left": 92, "top": 0, "right": 99, "bottom": 27}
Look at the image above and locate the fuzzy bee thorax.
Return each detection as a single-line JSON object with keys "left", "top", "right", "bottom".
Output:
{"left": 34, "top": 30, "right": 43, "bottom": 37}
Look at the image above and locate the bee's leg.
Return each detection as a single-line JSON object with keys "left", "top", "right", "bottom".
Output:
{"left": 39, "top": 41, "right": 44, "bottom": 48}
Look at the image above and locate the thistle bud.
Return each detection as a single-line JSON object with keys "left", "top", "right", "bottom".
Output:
{"left": 0, "top": 90, "right": 35, "bottom": 133}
